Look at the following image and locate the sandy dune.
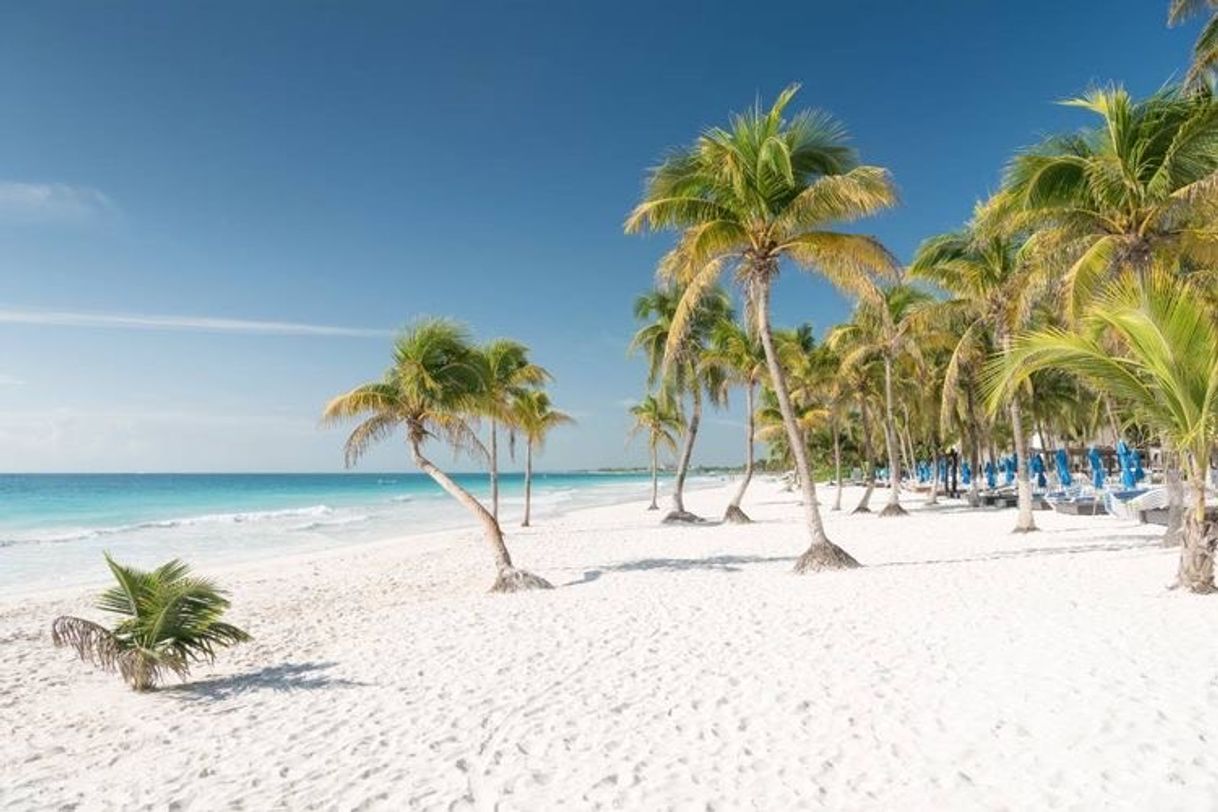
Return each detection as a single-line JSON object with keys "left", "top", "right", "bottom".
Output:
{"left": 3, "top": 479, "right": 1216, "bottom": 810}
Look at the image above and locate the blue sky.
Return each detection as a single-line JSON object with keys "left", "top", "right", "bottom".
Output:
{"left": 0, "top": 1, "right": 1198, "bottom": 472}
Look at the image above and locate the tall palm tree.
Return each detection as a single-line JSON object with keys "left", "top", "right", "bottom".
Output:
{"left": 52, "top": 554, "right": 250, "bottom": 691}
{"left": 702, "top": 317, "right": 769, "bottom": 522}
{"left": 628, "top": 393, "right": 683, "bottom": 510}
{"left": 829, "top": 283, "right": 936, "bottom": 517}
{"left": 512, "top": 390, "right": 574, "bottom": 527}
{"left": 910, "top": 225, "right": 1043, "bottom": 532}
{"left": 1169, "top": 1, "right": 1218, "bottom": 90}
{"left": 475, "top": 339, "right": 549, "bottom": 521}
{"left": 985, "top": 273, "right": 1218, "bottom": 593}
{"left": 625, "top": 84, "right": 898, "bottom": 572}
{"left": 323, "top": 319, "right": 551, "bottom": 593}
{"left": 984, "top": 86, "right": 1218, "bottom": 319}
{"left": 631, "top": 284, "right": 730, "bottom": 522}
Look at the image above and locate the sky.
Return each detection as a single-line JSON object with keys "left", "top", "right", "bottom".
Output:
{"left": 0, "top": 0, "right": 1201, "bottom": 473}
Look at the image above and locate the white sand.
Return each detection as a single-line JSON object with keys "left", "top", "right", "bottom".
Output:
{"left": 4, "top": 478, "right": 1217, "bottom": 810}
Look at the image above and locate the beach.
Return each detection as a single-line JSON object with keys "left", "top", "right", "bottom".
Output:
{"left": 3, "top": 477, "right": 1215, "bottom": 809}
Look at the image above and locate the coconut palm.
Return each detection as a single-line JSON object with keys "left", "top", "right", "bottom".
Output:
{"left": 625, "top": 84, "right": 899, "bottom": 572}
{"left": 631, "top": 284, "right": 730, "bottom": 522}
{"left": 984, "top": 86, "right": 1218, "bottom": 320}
{"left": 1169, "top": 1, "right": 1218, "bottom": 90}
{"left": 323, "top": 319, "right": 551, "bottom": 592}
{"left": 512, "top": 390, "right": 574, "bottom": 527}
{"left": 475, "top": 339, "right": 550, "bottom": 521}
{"left": 985, "top": 273, "right": 1218, "bottom": 593}
{"left": 702, "top": 317, "right": 768, "bottom": 522}
{"left": 628, "top": 393, "right": 683, "bottom": 510}
{"left": 829, "top": 283, "right": 936, "bottom": 517}
{"left": 52, "top": 554, "right": 249, "bottom": 691}
{"left": 910, "top": 226, "right": 1043, "bottom": 532}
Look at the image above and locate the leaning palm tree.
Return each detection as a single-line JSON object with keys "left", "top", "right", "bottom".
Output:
{"left": 323, "top": 319, "right": 551, "bottom": 592}
{"left": 1169, "top": 1, "right": 1218, "bottom": 91}
{"left": 625, "top": 83, "right": 898, "bottom": 572}
{"left": 631, "top": 284, "right": 730, "bottom": 522}
{"left": 512, "top": 389, "right": 574, "bottom": 527}
{"left": 52, "top": 554, "right": 250, "bottom": 691}
{"left": 985, "top": 273, "right": 1218, "bottom": 593}
{"left": 475, "top": 339, "right": 549, "bottom": 521}
{"left": 984, "top": 86, "right": 1218, "bottom": 320}
{"left": 627, "top": 393, "right": 683, "bottom": 510}
{"left": 910, "top": 224, "right": 1043, "bottom": 532}
{"left": 702, "top": 317, "right": 768, "bottom": 522}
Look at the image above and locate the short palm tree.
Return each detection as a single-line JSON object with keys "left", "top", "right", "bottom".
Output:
{"left": 631, "top": 284, "right": 729, "bottom": 522}
{"left": 1169, "top": 0, "right": 1218, "bottom": 90}
{"left": 625, "top": 83, "right": 898, "bottom": 572}
{"left": 52, "top": 554, "right": 250, "bottom": 691}
{"left": 627, "top": 393, "right": 683, "bottom": 510}
{"left": 512, "top": 389, "right": 574, "bottom": 527}
{"left": 985, "top": 273, "right": 1218, "bottom": 593}
{"left": 702, "top": 317, "right": 768, "bottom": 522}
{"left": 475, "top": 339, "right": 549, "bottom": 521}
{"left": 323, "top": 318, "right": 551, "bottom": 592}
{"left": 985, "top": 86, "right": 1218, "bottom": 319}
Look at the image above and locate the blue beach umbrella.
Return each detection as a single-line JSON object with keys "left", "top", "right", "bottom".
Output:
{"left": 1003, "top": 455, "right": 1016, "bottom": 486}
{"left": 1116, "top": 440, "right": 1136, "bottom": 489}
{"left": 1055, "top": 448, "right": 1072, "bottom": 487}
{"left": 1088, "top": 446, "right": 1105, "bottom": 489}
{"left": 985, "top": 460, "right": 997, "bottom": 489}
{"left": 1030, "top": 453, "right": 1047, "bottom": 488}
{"left": 962, "top": 461, "right": 972, "bottom": 485}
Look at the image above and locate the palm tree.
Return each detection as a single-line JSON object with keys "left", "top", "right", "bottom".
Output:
{"left": 631, "top": 285, "right": 730, "bottom": 522}
{"left": 323, "top": 319, "right": 551, "bottom": 592}
{"left": 702, "top": 317, "right": 768, "bottom": 522}
{"left": 829, "top": 283, "right": 936, "bottom": 517}
{"left": 1169, "top": 1, "right": 1218, "bottom": 90}
{"left": 627, "top": 393, "right": 683, "bottom": 510}
{"left": 475, "top": 339, "right": 549, "bottom": 521}
{"left": 910, "top": 225, "right": 1042, "bottom": 532}
{"left": 984, "top": 86, "right": 1218, "bottom": 320}
{"left": 512, "top": 390, "right": 574, "bottom": 527}
{"left": 625, "top": 84, "right": 898, "bottom": 572}
{"left": 52, "top": 554, "right": 250, "bottom": 691}
{"left": 985, "top": 273, "right": 1218, "bottom": 593}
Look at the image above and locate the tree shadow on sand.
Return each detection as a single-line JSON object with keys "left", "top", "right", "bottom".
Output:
{"left": 166, "top": 661, "right": 367, "bottom": 703}
{"left": 874, "top": 536, "right": 1164, "bottom": 569}
{"left": 566, "top": 554, "right": 795, "bottom": 585}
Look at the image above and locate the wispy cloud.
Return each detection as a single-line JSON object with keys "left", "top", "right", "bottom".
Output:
{"left": 0, "top": 307, "right": 393, "bottom": 338}
{"left": 0, "top": 181, "right": 115, "bottom": 223}
{"left": 0, "top": 374, "right": 24, "bottom": 386}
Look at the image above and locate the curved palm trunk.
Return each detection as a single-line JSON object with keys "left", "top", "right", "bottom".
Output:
{"left": 880, "top": 355, "right": 906, "bottom": 517}
{"left": 489, "top": 420, "right": 500, "bottom": 521}
{"left": 832, "top": 414, "right": 844, "bottom": 512}
{"left": 521, "top": 440, "right": 533, "bottom": 527}
{"left": 409, "top": 437, "right": 551, "bottom": 592}
{"left": 665, "top": 388, "right": 701, "bottom": 523}
{"left": 648, "top": 444, "right": 660, "bottom": 511}
{"left": 1177, "top": 452, "right": 1216, "bottom": 593}
{"left": 724, "top": 382, "right": 755, "bottom": 523}
{"left": 1165, "top": 459, "right": 1185, "bottom": 547}
{"left": 1009, "top": 399, "right": 1038, "bottom": 533}
{"left": 754, "top": 281, "right": 857, "bottom": 572}
{"left": 854, "top": 397, "right": 877, "bottom": 513}
{"left": 966, "top": 383, "right": 982, "bottom": 503}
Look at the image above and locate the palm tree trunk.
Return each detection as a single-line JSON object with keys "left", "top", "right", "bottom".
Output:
{"left": 1177, "top": 451, "right": 1216, "bottom": 593}
{"left": 754, "top": 280, "right": 857, "bottom": 572}
{"left": 854, "top": 397, "right": 876, "bottom": 513}
{"left": 832, "top": 414, "right": 844, "bottom": 512}
{"left": 409, "top": 437, "right": 551, "bottom": 592}
{"left": 725, "top": 381, "right": 755, "bottom": 523}
{"left": 666, "top": 388, "right": 701, "bottom": 522}
{"left": 490, "top": 419, "right": 500, "bottom": 521}
{"left": 880, "top": 355, "right": 906, "bottom": 517}
{"left": 521, "top": 440, "right": 533, "bottom": 527}
{"left": 648, "top": 444, "right": 659, "bottom": 511}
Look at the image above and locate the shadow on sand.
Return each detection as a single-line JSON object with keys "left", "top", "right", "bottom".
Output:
{"left": 167, "top": 661, "right": 367, "bottom": 702}
{"left": 566, "top": 554, "right": 796, "bottom": 586}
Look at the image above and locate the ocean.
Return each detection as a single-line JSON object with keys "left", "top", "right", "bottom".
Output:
{"left": 0, "top": 471, "right": 697, "bottom": 596}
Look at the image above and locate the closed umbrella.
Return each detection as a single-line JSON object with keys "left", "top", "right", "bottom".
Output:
{"left": 1003, "top": 455, "right": 1016, "bottom": 486}
{"left": 985, "top": 460, "right": 997, "bottom": 489}
{"left": 1088, "top": 446, "right": 1105, "bottom": 489}
{"left": 962, "top": 461, "right": 972, "bottom": 486}
{"left": 1030, "top": 453, "right": 1047, "bottom": 488}
{"left": 1055, "top": 448, "right": 1072, "bottom": 487}
{"left": 1116, "top": 439, "right": 1136, "bottom": 489}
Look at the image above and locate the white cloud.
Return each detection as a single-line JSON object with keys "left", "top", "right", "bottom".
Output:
{"left": 0, "top": 181, "right": 115, "bottom": 223}
{"left": 0, "top": 374, "right": 23, "bottom": 386}
{"left": 0, "top": 307, "right": 392, "bottom": 338}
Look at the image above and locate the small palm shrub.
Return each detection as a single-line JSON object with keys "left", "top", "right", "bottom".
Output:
{"left": 52, "top": 554, "right": 251, "bottom": 691}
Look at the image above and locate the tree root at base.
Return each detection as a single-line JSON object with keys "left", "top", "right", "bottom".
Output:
{"left": 793, "top": 542, "right": 861, "bottom": 573}
{"left": 723, "top": 505, "right": 752, "bottom": 524}
{"left": 489, "top": 568, "right": 554, "bottom": 593}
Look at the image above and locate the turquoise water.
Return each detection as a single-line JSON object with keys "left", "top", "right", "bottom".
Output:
{"left": 0, "top": 472, "right": 680, "bottom": 595}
